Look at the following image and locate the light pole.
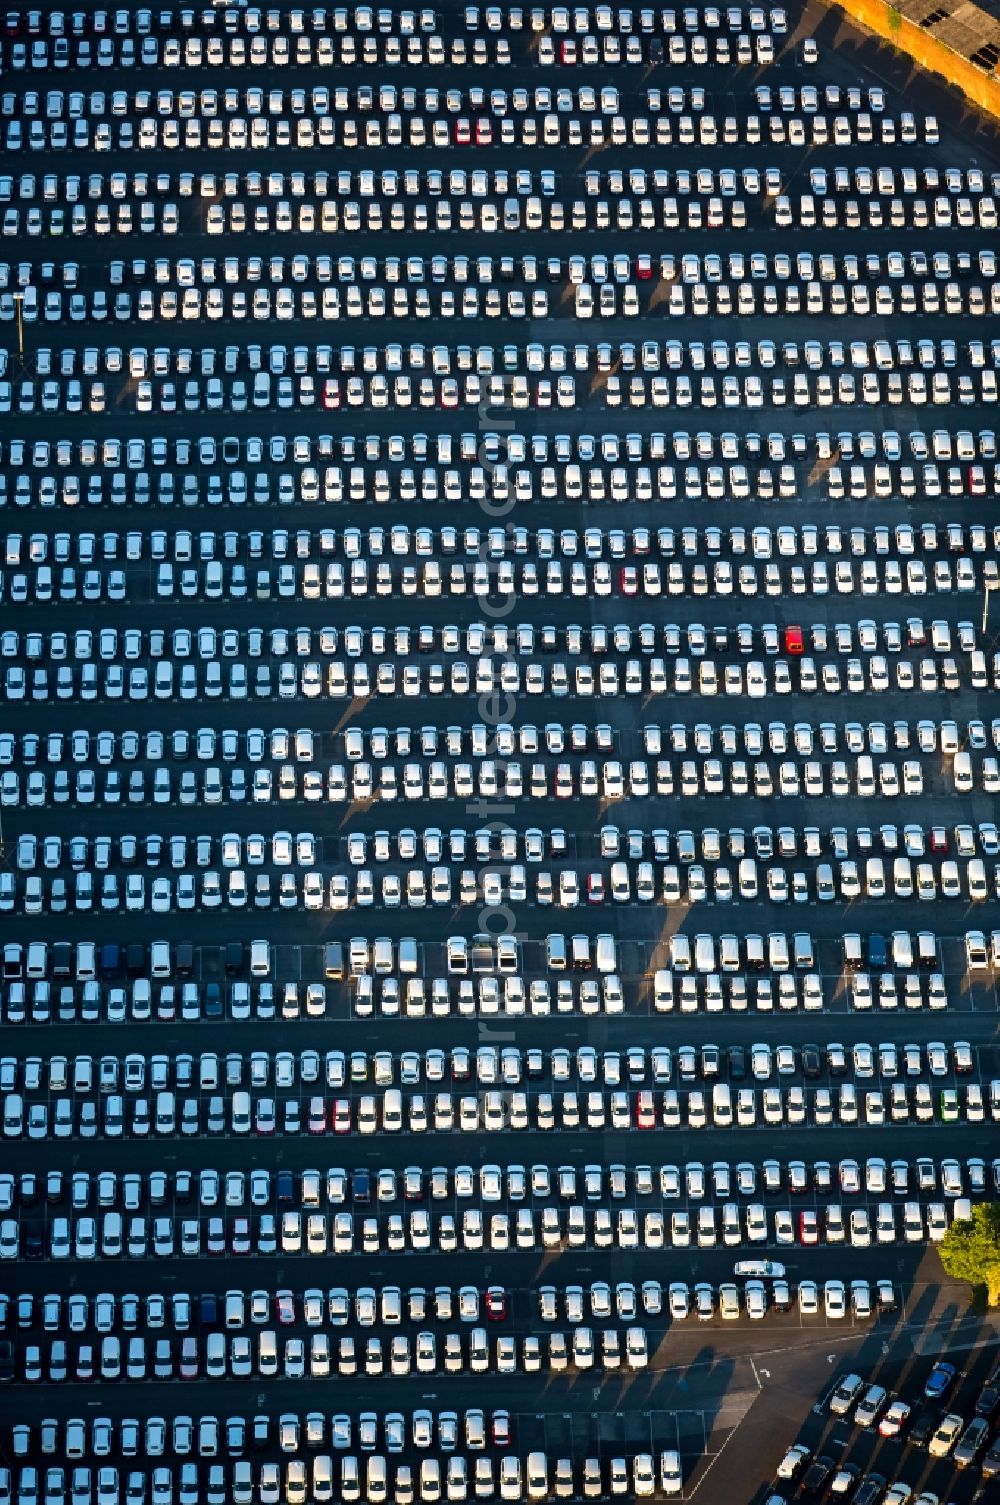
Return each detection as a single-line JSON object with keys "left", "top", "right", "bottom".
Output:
{"left": 984, "top": 581, "right": 996, "bottom": 636}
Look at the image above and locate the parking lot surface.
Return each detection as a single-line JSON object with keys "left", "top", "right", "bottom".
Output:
{"left": 2, "top": 2, "right": 1000, "bottom": 1503}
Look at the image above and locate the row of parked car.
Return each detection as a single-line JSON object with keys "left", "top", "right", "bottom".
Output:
{"left": 2, "top": 1156, "right": 992, "bottom": 1219}
{"left": 8, "top": 851, "right": 983, "bottom": 917}
{"left": 6, "top": 428, "right": 996, "bottom": 473}
{"left": 0, "top": 1449, "right": 684, "bottom": 1505}
{"left": 3, "top": 1069, "right": 994, "bottom": 1142}
{"left": 2, "top": 644, "right": 990, "bottom": 709}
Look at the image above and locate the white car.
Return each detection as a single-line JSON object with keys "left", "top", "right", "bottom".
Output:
{"left": 659, "top": 1451, "right": 682, "bottom": 1496}
{"left": 776, "top": 1444, "right": 810, "bottom": 1481}
{"left": 797, "top": 1282, "right": 819, "bottom": 1316}
{"left": 824, "top": 1281, "right": 847, "bottom": 1319}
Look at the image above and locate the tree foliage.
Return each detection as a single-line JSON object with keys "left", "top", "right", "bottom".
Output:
{"left": 939, "top": 1203, "right": 1000, "bottom": 1305}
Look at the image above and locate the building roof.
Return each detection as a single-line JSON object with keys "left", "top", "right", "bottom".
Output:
{"left": 896, "top": 0, "right": 1000, "bottom": 74}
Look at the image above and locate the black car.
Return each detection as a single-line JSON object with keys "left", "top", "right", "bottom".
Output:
{"left": 853, "top": 1473, "right": 886, "bottom": 1505}
{"left": 976, "top": 1369, "right": 1000, "bottom": 1418}
{"left": 907, "top": 1408, "right": 939, "bottom": 1448}
{"left": 801, "top": 1043, "right": 822, "bottom": 1079}
{"left": 124, "top": 941, "right": 145, "bottom": 976}
{"left": 728, "top": 1045, "right": 747, "bottom": 1080}
{"left": 22, "top": 1220, "right": 43, "bottom": 1259}
{"left": 800, "top": 1456, "right": 835, "bottom": 1495}
{"left": 0, "top": 1339, "right": 13, "bottom": 1382}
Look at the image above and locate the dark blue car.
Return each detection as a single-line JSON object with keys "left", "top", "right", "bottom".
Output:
{"left": 923, "top": 1361, "right": 957, "bottom": 1400}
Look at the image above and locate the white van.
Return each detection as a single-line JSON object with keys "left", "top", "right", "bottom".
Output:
{"left": 231, "top": 1091, "right": 251, "bottom": 1134}
{"left": 101, "top": 1212, "right": 123, "bottom": 1258}
{"left": 312, "top": 1458, "right": 334, "bottom": 1505}
{"left": 668, "top": 934, "right": 691, "bottom": 971}
{"left": 526, "top": 1454, "right": 548, "bottom": 1501}
{"left": 446, "top": 937, "right": 468, "bottom": 974}
{"left": 257, "top": 1329, "right": 278, "bottom": 1377}
{"left": 205, "top": 1332, "right": 226, "bottom": 1378}
{"left": 720, "top": 936, "right": 740, "bottom": 972}
{"left": 496, "top": 935, "right": 519, "bottom": 974}
{"left": 966, "top": 930, "right": 988, "bottom": 969}
{"left": 366, "top": 1458, "right": 387, "bottom": 1504}
{"left": 595, "top": 935, "right": 616, "bottom": 974}
{"left": 26, "top": 941, "right": 47, "bottom": 979}
{"left": 694, "top": 935, "right": 716, "bottom": 973}
{"left": 891, "top": 931, "right": 913, "bottom": 969}
{"left": 653, "top": 970, "right": 674, "bottom": 1011}
{"left": 712, "top": 1083, "right": 733, "bottom": 1127}
{"left": 382, "top": 1089, "right": 403, "bottom": 1132}
{"left": 341, "top": 1457, "right": 361, "bottom": 1504}
{"left": 154, "top": 1092, "right": 175, "bottom": 1135}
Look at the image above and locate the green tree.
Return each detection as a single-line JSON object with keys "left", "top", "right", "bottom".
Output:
{"left": 939, "top": 1203, "right": 1000, "bottom": 1306}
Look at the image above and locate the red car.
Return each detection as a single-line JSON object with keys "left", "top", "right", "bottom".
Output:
{"left": 560, "top": 37, "right": 577, "bottom": 62}
{"left": 587, "top": 872, "right": 605, "bottom": 904}
{"left": 929, "top": 828, "right": 948, "bottom": 853}
{"left": 636, "top": 1090, "right": 656, "bottom": 1129}
{"left": 332, "top": 1099, "right": 351, "bottom": 1134}
{"left": 784, "top": 625, "right": 804, "bottom": 655}
{"left": 322, "top": 378, "right": 340, "bottom": 410}
{"left": 275, "top": 1291, "right": 296, "bottom": 1325}
{"left": 620, "top": 566, "right": 639, "bottom": 596}
{"left": 475, "top": 117, "right": 492, "bottom": 145}
{"left": 484, "top": 1287, "right": 507, "bottom": 1321}
{"left": 799, "top": 1210, "right": 819, "bottom": 1245}
{"left": 453, "top": 117, "right": 472, "bottom": 145}
{"left": 635, "top": 253, "right": 654, "bottom": 280}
